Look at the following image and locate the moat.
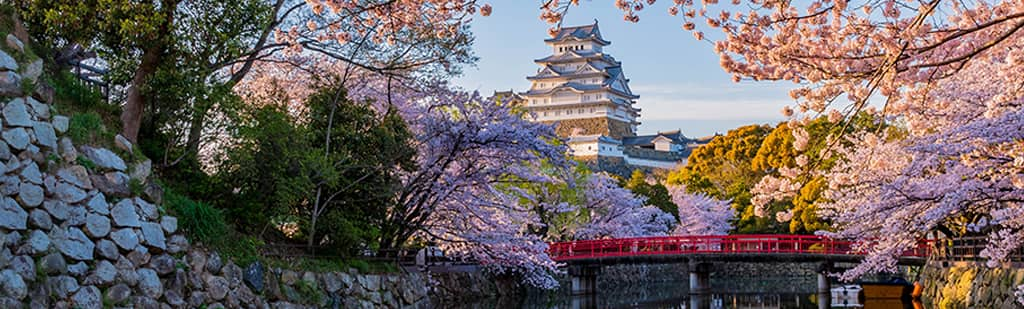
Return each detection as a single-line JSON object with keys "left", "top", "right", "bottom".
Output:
{"left": 446, "top": 279, "right": 925, "bottom": 308}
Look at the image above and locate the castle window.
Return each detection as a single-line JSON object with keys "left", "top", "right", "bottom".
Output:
{"left": 579, "top": 108, "right": 584, "bottom": 114}
{"left": 590, "top": 108, "right": 595, "bottom": 113}
{"left": 555, "top": 110, "right": 561, "bottom": 116}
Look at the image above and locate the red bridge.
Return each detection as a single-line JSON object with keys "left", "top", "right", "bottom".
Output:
{"left": 548, "top": 234, "right": 932, "bottom": 263}
{"left": 547, "top": 235, "right": 933, "bottom": 296}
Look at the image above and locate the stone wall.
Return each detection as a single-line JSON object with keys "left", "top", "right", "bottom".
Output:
{"left": 186, "top": 248, "right": 439, "bottom": 308}
{"left": 545, "top": 117, "right": 634, "bottom": 139}
{"left": 597, "top": 263, "right": 688, "bottom": 290}
{"left": 920, "top": 261, "right": 1023, "bottom": 309}
{"left": 0, "top": 29, "right": 464, "bottom": 309}
{"left": 576, "top": 155, "right": 635, "bottom": 177}
{"left": 590, "top": 262, "right": 818, "bottom": 294}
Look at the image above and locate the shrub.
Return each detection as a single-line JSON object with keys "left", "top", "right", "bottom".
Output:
{"left": 50, "top": 71, "right": 115, "bottom": 116}
{"left": 346, "top": 259, "right": 371, "bottom": 273}
{"left": 66, "top": 112, "right": 112, "bottom": 145}
{"left": 216, "top": 234, "right": 263, "bottom": 266}
{"left": 295, "top": 280, "right": 323, "bottom": 304}
{"left": 163, "top": 189, "right": 227, "bottom": 245}
{"left": 75, "top": 155, "right": 96, "bottom": 171}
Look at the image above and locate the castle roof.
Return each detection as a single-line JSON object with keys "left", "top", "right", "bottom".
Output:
{"left": 545, "top": 21, "right": 610, "bottom": 45}
{"left": 520, "top": 82, "right": 639, "bottom": 99}
{"left": 526, "top": 62, "right": 610, "bottom": 80}
{"left": 566, "top": 134, "right": 621, "bottom": 144}
{"left": 621, "top": 130, "right": 691, "bottom": 147}
{"left": 534, "top": 51, "right": 619, "bottom": 64}
{"left": 489, "top": 90, "right": 524, "bottom": 103}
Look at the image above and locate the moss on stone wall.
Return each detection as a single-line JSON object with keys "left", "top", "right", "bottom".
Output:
{"left": 920, "top": 262, "right": 1024, "bottom": 309}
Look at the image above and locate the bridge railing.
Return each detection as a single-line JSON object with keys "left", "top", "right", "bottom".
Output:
{"left": 548, "top": 234, "right": 932, "bottom": 261}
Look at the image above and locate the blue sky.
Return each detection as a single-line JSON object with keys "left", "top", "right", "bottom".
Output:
{"left": 453, "top": 2, "right": 795, "bottom": 137}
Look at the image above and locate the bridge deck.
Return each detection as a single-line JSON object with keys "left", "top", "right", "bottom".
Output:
{"left": 548, "top": 235, "right": 930, "bottom": 266}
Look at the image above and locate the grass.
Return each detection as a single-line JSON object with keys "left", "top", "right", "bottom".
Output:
{"left": 262, "top": 255, "right": 400, "bottom": 274}
{"left": 66, "top": 111, "right": 114, "bottom": 146}
{"left": 76, "top": 155, "right": 96, "bottom": 171}
{"left": 128, "top": 178, "right": 144, "bottom": 196}
{"left": 50, "top": 70, "right": 120, "bottom": 137}
{"left": 163, "top": 188, "right": 228, "bottom": 245}
{"left": 295, "top": 279, "right": 324, "bottom": 304}
{"left": 0, "top": 5, "right": 41, "bottom": 65}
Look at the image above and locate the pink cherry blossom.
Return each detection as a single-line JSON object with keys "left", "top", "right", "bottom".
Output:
{"left": 669, "top": 185, "right": 734, "bottom": 235}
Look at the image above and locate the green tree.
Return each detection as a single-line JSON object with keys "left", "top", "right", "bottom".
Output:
{"left": 623, "top": 170, "right": 678, "bottom": 221}
{"left": 217, "top": 79, "right": 414, "bottom": 255}
{"left": 667, "top": 124, "right": 780, "bottom": 233}
{"left": 751, "top": 114, "right": 887, "bottom": 234}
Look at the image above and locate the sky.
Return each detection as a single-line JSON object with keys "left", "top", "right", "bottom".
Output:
{"left": 453, "top": 2, "right": 796, "bottom": 137}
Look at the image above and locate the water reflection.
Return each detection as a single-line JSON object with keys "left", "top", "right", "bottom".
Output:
{"left": 438, "top": 279, "right": 924, "bottom": 309}
{"left": 567, "top": 291, "right": 825, "bottom": 309}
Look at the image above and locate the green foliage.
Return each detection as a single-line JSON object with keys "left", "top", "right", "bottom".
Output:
{"left": 668, "top": 124, "right": 779, "bottom": 234}
{"left": 346, "top": 259, "right": 372, "bottom": 273}
{"left": 20, "top": 78, "right": 34, "bottom": 95}
{"left": 623, "top": 170, "right": 678, "bottom": 221}
{"left": 215, "top": 234, "right": 264, "bottom": 267}
{"left": 75, "top": 155, "right": 96, "bottom": 171}
{"left": 260, "top": 256, "right": 398, "bottom": 274}
{"left": 751, "top": 116, "right": 885, "bottom": 234}
{"left": 295, "top": 280, "right": 323, "bottom": 304}
{"left": 50, "top": 70, "right": 118, "bottom": 118}
{"left": 65, "top": 112, "right": 110, "bottom": 145}
{"left": 216, "top": 101, "right": 312, "bottom": 232}
{"left": 668, "top": 115, "right": 887, "bottom": 234}
{"left": 52, "top": 69, "right": 119, "bottom": 147}
{"left": 128, "top": 178, "right": 144, "bottom": 196}
{"left": 503, "top": 160, "right": 649, "bottom": 241}
{"left": 216, "top": 80, "right": 415, "bottom": 256}
{"left": 163, "top": 188, "right": 227, "bottom": 245}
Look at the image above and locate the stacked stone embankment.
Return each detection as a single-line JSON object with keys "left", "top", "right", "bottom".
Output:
{"left": 920, "top": 261, "right": 1023, "bottom": 309}
{"left": 0, "top": 29, "right": 441, "bottom": 308}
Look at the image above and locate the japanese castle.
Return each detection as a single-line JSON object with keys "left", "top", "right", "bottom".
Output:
{"left": 494, "top": 21, "right": 708, "bottom": 175}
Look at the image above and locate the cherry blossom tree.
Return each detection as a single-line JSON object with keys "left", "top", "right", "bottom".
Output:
{"left": 669, "top": 185, "right": 733, "bottom": 235}
{"left": 570, "top": 173, "right": 676, "bottom": 239}
{"left": 547, "top": 1, "right": 1024, "bottom": 291}
{"left": 378, "top": 87, "right": 572, "bottom": 288}
{"left": 811, "top": 57, "right": 1024, "bottom": 280}
{"left": 235, "top": 58, "right": 566, "bottom": 286}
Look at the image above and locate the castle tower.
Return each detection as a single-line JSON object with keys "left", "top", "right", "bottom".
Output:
{"left": 520, "top": 21, "right": 641, "bottom": 140}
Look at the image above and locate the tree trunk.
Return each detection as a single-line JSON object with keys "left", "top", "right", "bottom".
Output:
{"left": 121, "top": 1, "right": 177, "bottom": 143}
{"left": 184, "top": 104, "right": 208, "bottom": 156}
{"left": 121, "top": 48, "right": 160, "bottom": 143}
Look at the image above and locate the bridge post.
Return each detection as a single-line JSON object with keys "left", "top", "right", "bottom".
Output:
{"left": 817, "top": 261, "right": 833, "bottom": 307}
{"left": 568, "top": 264, "right": 601, "bottom": 295}
{"left": 688, "top": 261, "right": 711, "bottom": 294}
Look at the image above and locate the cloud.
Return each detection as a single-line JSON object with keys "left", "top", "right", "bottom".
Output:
{"left": 631, "top": 82, "right": 795, "bottom": 121}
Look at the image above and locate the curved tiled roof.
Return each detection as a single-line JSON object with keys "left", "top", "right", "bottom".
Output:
{"left": 526, "top": 62, "right": 610, "bottom": 80}
{"left": 534, "top": 51, "right": 619, "bottom": 64}
{"left": 522, "top": 82, "right": 638, "bottom": 99}
{"left": 545, "top": 21, "right": 611, "bottom": 45}
{"left": 621, "top": 130, "right": 692, "bottom": 146}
